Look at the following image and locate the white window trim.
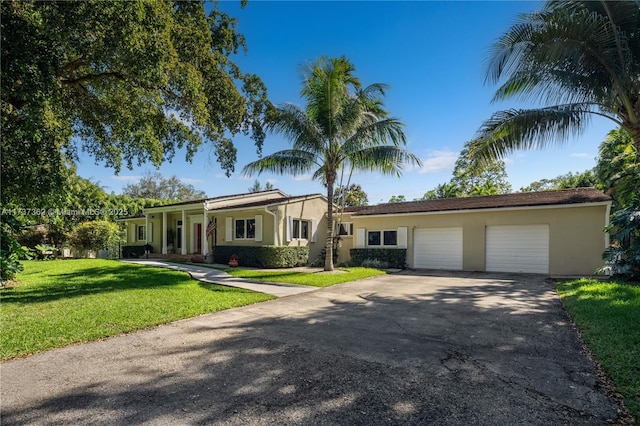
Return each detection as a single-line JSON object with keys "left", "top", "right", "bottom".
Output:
{"left": 137, "top": 225, "right": 146, "bottom": 241}
{"left": 292, "top": 218, "right": 311, "bottom": 240}
{"left": 367, "top": 229, "right": 398, "bottom": 248}
{"left": 337, "top": 222, "right": 354, "bottom": 237}
{"left": 234, "top": 218, "right": 256, "bottom": 240}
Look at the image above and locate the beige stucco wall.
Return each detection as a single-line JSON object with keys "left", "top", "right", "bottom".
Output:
{"left": 210, "top": 197, "right": 327, "bottom": 262}
{"left": 350, "top": 203, "right": 610, "bottom": 275}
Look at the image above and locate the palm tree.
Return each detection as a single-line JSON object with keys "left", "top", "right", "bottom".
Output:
{"left": 243, "top": 56, "right": 421, "bottom": 271}
{"left": 469, "top": 1, "right": 640, "bottom": 165}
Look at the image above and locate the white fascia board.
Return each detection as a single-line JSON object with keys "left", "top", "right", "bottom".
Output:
{"left": 208, "top": 195, "right": 326, "bottom": 214}
{"left": 351, "top": 201, "right": 612, "bottom": 219}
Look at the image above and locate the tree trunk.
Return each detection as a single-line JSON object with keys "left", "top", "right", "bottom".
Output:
{"left": 325, "top": 182, "right": 335, "bottom": 271}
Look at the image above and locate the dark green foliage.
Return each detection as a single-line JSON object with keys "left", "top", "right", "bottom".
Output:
{"left": 1, "top": 0, "right": 269, "bottom": 206}
{"left": 469, "top": 1, "right": 640, "bottom": 167}
{"left": 123, "top": 172, "right": 207, "bottom": 201}
{"left": 68, "top": 220, "right": 123, "bottom": 253}
{"left": 520, "top": 170, "right": 598, "bottom": 193}
{"left": 424, "top": 142, "right": 511, "bottom": 200}
{"left": 122, "top": 246, "right": 152, "bottom": 259}
{"left": 0, "top": 215, "right": 27, "bottom": 282}
{"left": 213, "top": 246, "right": 309, "bottom": 268}
{"left": 602, "top": 197, "right": 640, "bottom": 281}
{"left": 349, "top": 248, "right": 407, "bottom": 269}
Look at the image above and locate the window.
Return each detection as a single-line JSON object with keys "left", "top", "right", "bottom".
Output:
{"left": 338, "top": 222, "right": 353, "bottom": 236}
{"left": 367, "top": 230, "right": 397, "bottom": 247}
{"left": 292, "top": 219, "right": 310, "bottom": 239}
{"left": 235, "top": 219, "right": 256, "bottom": 239}
{"left": 137, "top": 225, "right": 146, "bottom": 241}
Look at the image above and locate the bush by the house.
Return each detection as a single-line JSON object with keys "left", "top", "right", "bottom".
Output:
{"left": 68, "top": 221, "right": 123, "bottom": 257}
{"left": 213, "top": 246, "right": 309, "bottom": 268}
{"left": 602, "top": 197, "right": 640, "bottom": 281}
{"left": 350, "top": 248, "right": 407, "bottom": 269}
{"left": 360, "top": 258, "right": 390, "bottom": 269}
{"left": 122, "top": 245, "right": 152, "bottom": 258}
{"left": 1, "top": 214, "right": 27, "bottom": 282}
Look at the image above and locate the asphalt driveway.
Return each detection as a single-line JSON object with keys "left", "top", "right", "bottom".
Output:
{"left": 1, "top": 271, "right": 625, "bottom": 425}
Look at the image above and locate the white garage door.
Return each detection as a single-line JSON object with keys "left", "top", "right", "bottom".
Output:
{"left": 414, "top": 227, "right": 463, "bottom": 270}
{"left": 486, "top": 225, "right": 549, "bottom": 273}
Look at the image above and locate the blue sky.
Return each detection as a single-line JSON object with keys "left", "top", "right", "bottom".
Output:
{"left": 75, "top": 1, "right": 615, "bottom": 204}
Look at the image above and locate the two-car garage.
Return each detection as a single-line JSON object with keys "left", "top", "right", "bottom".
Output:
{"left": 413, "top": 224, "right": 550, "bottom": 274}
{"left": 347, "top": 188, "right": 611, "bottom": 276}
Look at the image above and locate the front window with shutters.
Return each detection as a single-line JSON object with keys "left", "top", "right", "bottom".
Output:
{"left": 367, "top": 230, "right": 397, "bottom": 247}
{"left": 137, "top": 225, "right": 146, "bottom": 241}
{"left": 235, "top": 219, "right": 256, "bottom": 239}
{"left": 292, "top": 219, "right": 310, "bottom": 240}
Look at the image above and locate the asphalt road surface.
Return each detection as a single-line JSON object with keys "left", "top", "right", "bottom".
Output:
{"left": 1, "top": 271, "right": 625, "bottom": 425}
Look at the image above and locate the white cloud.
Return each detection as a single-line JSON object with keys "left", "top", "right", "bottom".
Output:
{"left": 111, "top": 175, "right": 142, "bottom": 182}
{"left": 419, "top": 150, "right": 458, "bottom": 174}
{"left": 503, "top": 157, "right": 514, "bottom": 165}
{"left": 180, "top": 177, "right": 205, "bottom": 185}
{"left": 292, "top": 174, "right": 313, "bottom": 181}
{"left": 570, "top": 152, "right": 590, "bottom": 158}
{"left": 266, "top": 178, "right": 278, "bottom": 186}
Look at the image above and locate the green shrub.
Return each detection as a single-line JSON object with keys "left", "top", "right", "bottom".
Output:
{"left": 1, "top": 215, "right": 25, "bottom": 282}
{"left": 213, "top": 246, "right": 309, "bottom": 268}
{"left": 122, "top": 245, "right": 150, "bottom": 258}
{"left": 361, "top": 258, "right": 390, "bottom": 269}
{"left": 601, "top": 197, "right": 640, "bottom": 280}
{"left": 350, "top": 248, "right": 406, "bottom": 269}
{"left": 68, "top": 221, "right": 123, "bottom": 254}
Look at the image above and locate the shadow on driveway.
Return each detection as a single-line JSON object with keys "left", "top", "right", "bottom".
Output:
{"left": 1, "top": 271, "right": 627, "bottom": 425}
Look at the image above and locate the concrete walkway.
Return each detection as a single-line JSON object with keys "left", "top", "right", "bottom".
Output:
{"left": 120, "top": 259, "right": 317, "bottom": 297}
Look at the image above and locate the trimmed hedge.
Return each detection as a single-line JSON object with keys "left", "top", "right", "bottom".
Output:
{"left": 122, "top": 245, "right": 152, "bottom": 258}
{"left": 350, "top": 248, "right": 407, "bottom": 269}
{"left": 213, "top": 245, "right": 309, "bottom": 268}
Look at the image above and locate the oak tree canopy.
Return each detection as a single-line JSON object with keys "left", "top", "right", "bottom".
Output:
{"left": 1, "top": 0, "right": 270, "bottom": 205}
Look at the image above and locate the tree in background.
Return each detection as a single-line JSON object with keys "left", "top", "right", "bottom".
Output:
{"left": 423, "top": 142, "right": 512, "bottom": 199}
{"left": 469, "top": 1, "right": 640, "bottom": 168}
{"left": 596, "top": 129, "right": 639, "bottom": 210}
{"left": 388, "top": 195, "right": 407, "bottom": 203}
{"left": 1, "top": 0, "right": 270, "bottom": 207}
{"left": 334, "top": 184, "right": 369, "bottom": 207}
{"left": 244, "top": 56, "right": 420, "bottom": 271}
{"left": 422, "top": 183, "right": 459, "bottom": 200}
{"left": 248, "top": 179, "right": 275, "bottom": 193}
{"left": 520, "top": 170, "right": 598, "bottom": 193}
{"left": 123, "top": 172, "right": 206, "bottom": 202}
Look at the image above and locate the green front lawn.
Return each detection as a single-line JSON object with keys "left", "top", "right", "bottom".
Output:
{"left": 1, "top": 259, "right": 274, "bottom": 360}
{"left": 225, "top": 267, "right": 386, "bottom": 287}
{"left": 557, "top": 278, "right": 640, "bottom": 421}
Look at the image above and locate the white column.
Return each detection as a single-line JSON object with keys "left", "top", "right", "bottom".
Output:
{"left": 162, "top": 211, "right": 168, "bottom": 254}
{"left": 181, "top": 210, "right": 187, "bottom": 255}
{"left": 202, "top": 212, "right": 208, "bottom": 256}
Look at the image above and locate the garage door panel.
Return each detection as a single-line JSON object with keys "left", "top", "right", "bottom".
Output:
{"left": 414, "top": 227, "right": 463, "bottom": 270}
{"left": 486, "top": 225, "right": 549, "bottom": 274}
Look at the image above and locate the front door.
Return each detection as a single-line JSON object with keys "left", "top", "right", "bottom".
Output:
{"left": 195, "top": 223, "right": 202, "bottom": 254}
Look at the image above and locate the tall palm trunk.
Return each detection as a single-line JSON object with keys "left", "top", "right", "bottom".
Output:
{"left": 325, "top": 177, "right": 335, "bottom": 271}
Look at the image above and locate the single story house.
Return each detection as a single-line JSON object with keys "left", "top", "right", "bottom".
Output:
{"left": 122, "top": 190, "right": 329, "bottom": 262}
{"left": 336, "top": 187, "right": 611, "bottom": 275}
{"left": 123, "top": 187, "right": 611, "bottom": 275}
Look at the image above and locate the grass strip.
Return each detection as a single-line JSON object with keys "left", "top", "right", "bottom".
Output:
{"left": 556, "top": 278, "right": 640, "bottom": 420}
{"left": 1, "top": 259, "right": 273, "bottom": 360}
{"left": 224, "top": 267, "right": 386, "bottom": 287}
